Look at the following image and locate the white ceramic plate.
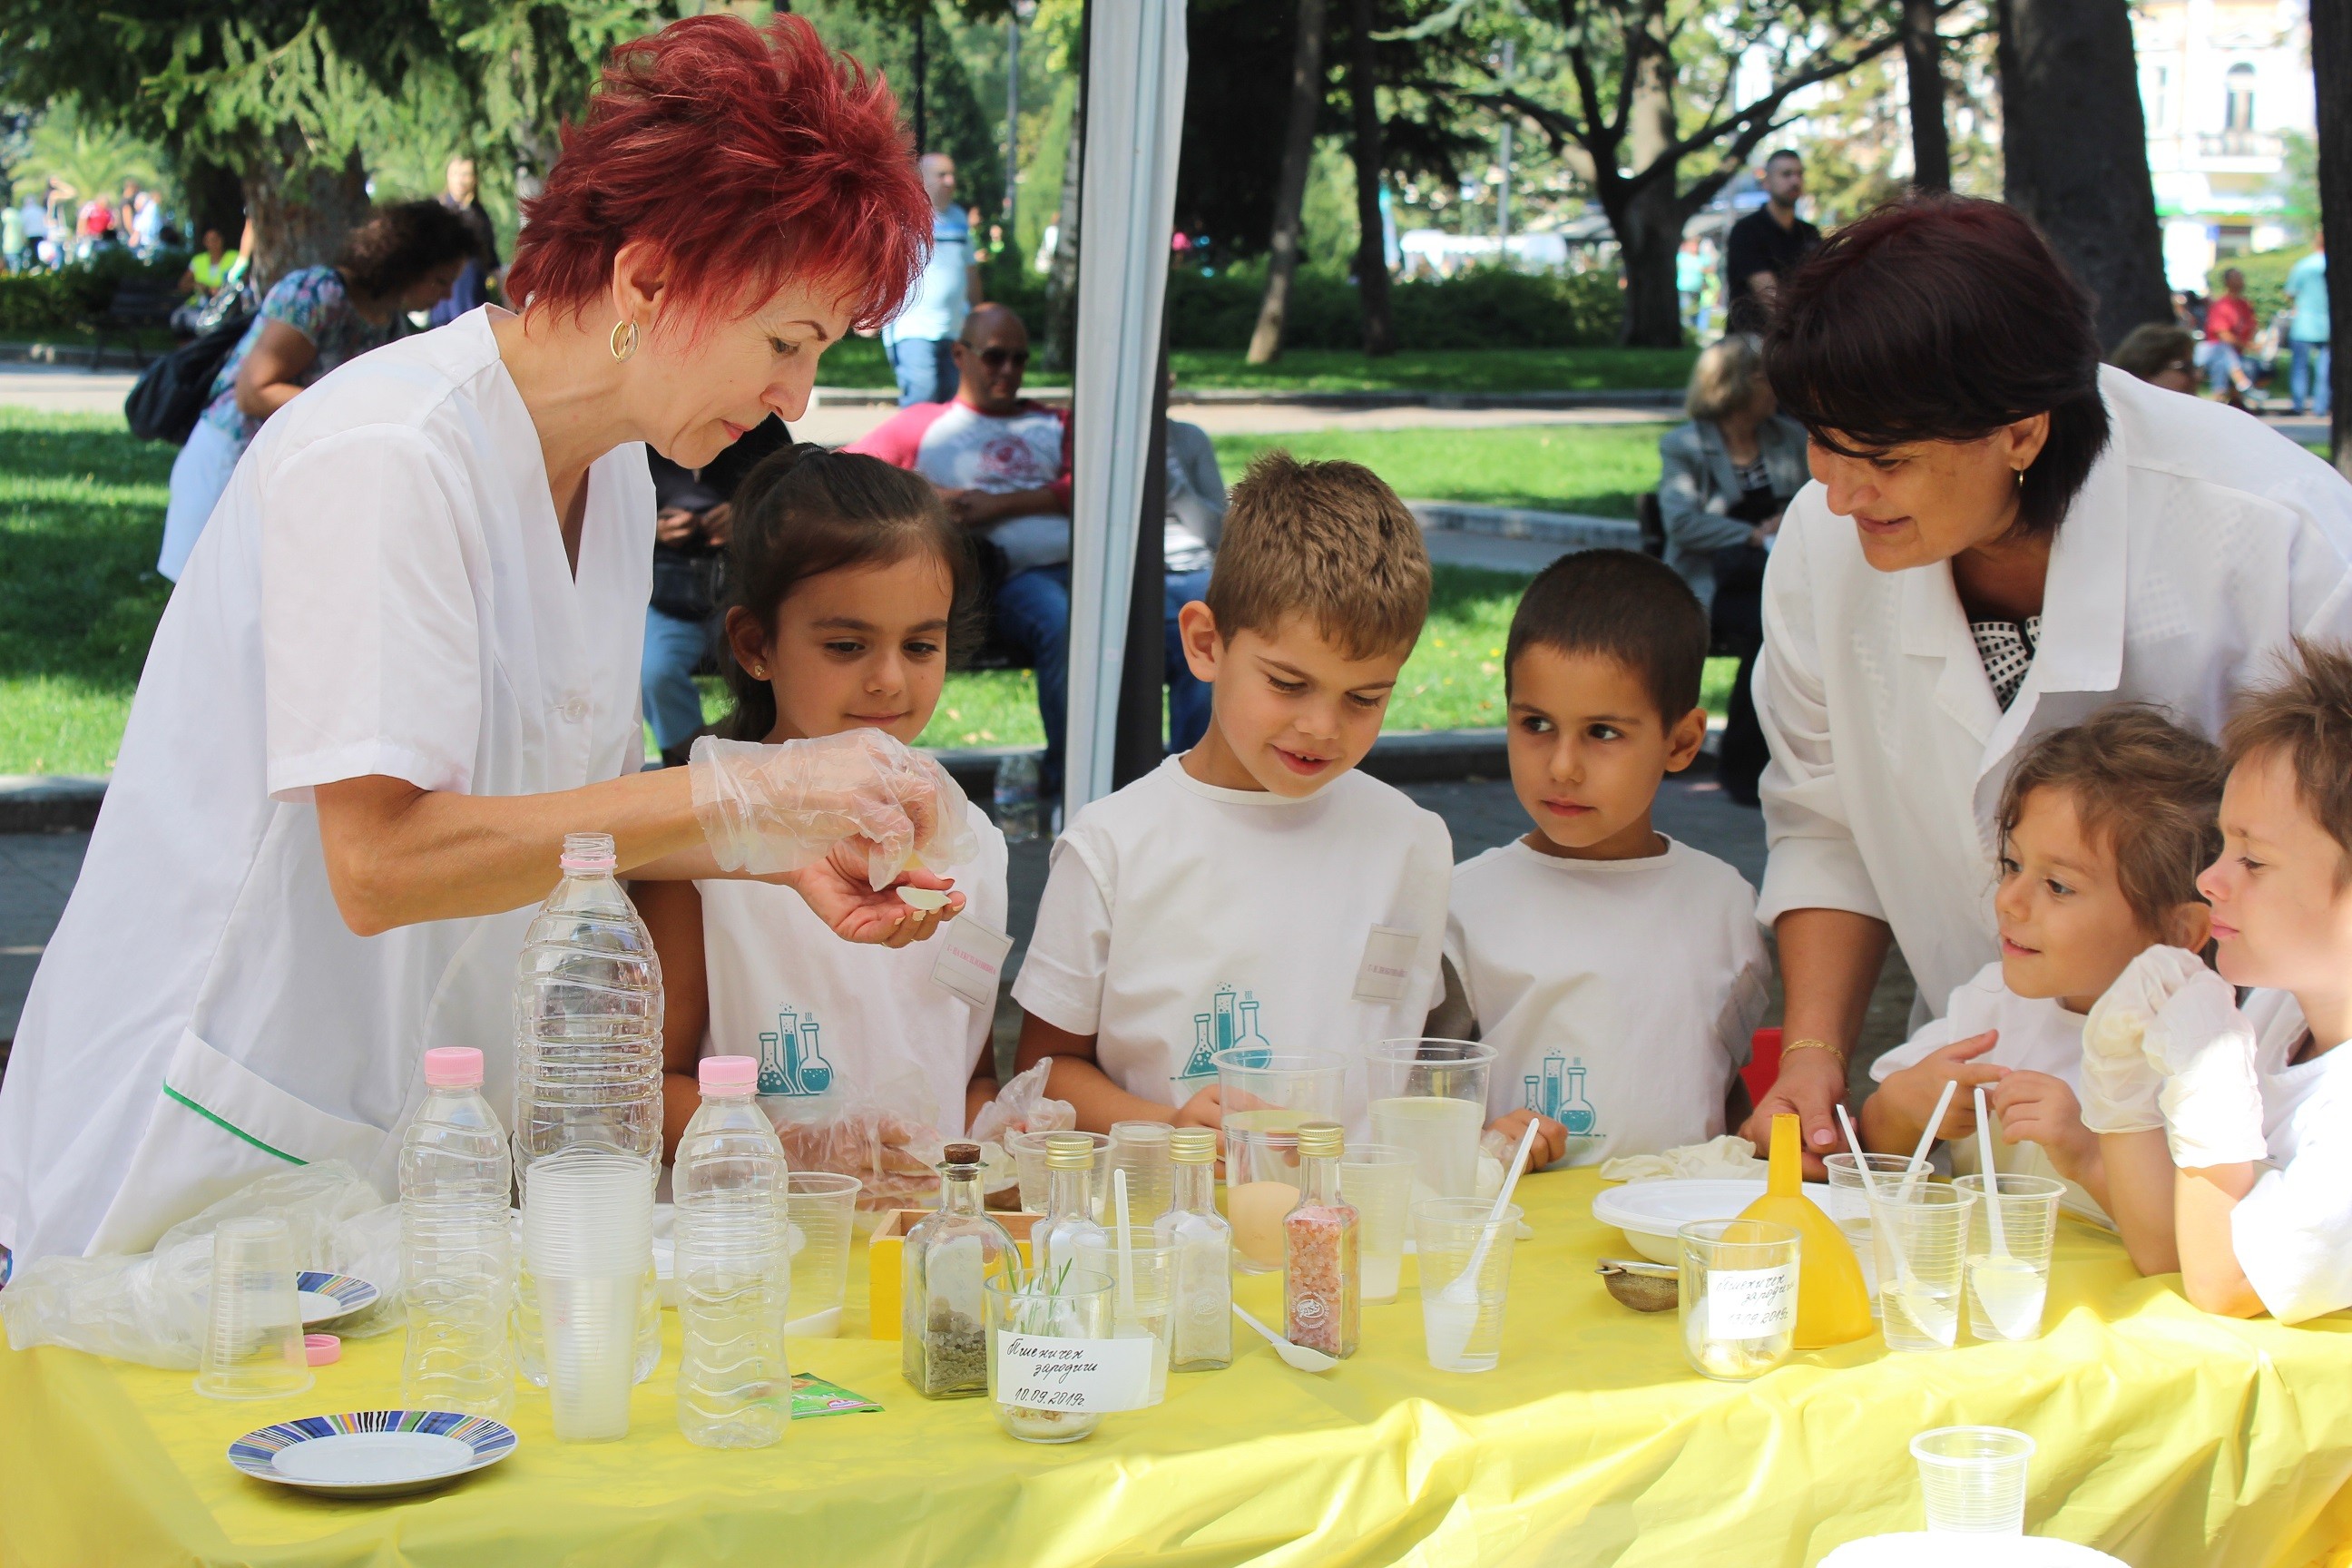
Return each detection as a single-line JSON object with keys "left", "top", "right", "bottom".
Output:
{"left": 294, "top": 1271, "right": 379, "bottom": 1326}
{"left": 1590, "top": 1177, "right": 1838, "bottom": 1264}
{"left": 229, "top": 1411, "right": 517, "bottom": 1498}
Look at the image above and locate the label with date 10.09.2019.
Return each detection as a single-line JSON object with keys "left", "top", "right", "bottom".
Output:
{"left": 1706, "top": 1264, "right": 1798, "bottom": 1338}
{"left": 994, "top": 1335, "right": 1156, "bottom": 1413}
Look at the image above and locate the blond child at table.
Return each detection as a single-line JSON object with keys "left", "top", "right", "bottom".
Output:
{"left": 1010, "top": 452, "right": 1453, "bottom": 1133}
{"left": 1426, "top": 550, "right": 1768, "bottom": 1170}
{"left": 1860, "top": 708, "right": 2227, "bottom": 1223}
{"left": 2090, "top": 641, "right": 2352, "bottom": 1321}
{"left": 634, "top": 447, "right": 1008, "bottom": 1207}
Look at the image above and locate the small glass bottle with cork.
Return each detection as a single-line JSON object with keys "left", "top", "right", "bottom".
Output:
{"left": 903, "top": 1142, "right": 1018, "bottom": 1398}
{"left": 1284, "top": 1120, "right": 1358, "bottom": 1359}
{"left": 1156, "top": 1126, "right": 1232, "bottom": 1371}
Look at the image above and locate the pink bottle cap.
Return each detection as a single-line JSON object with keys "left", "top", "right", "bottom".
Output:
{"left": 423, "top": 1047, "right": 484, "bottom": 1088}
{"left": 700, "top": 1055, "right": 758, "bottom": 1091}
{"left": 304, "top": 1333, "right": 340, "bottom": 1367}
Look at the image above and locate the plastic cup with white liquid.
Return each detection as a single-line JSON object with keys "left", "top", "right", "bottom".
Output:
{"left": 1367, "top": 1039, "right": 1494, "bottom": 1207}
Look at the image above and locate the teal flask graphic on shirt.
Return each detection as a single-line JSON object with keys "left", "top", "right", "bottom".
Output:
{"left": 757, "top": 1005, "right": 836, "bottom": 1097}
{"left": 1181, "top": 985, "right": 1275, "bottom": 1082}
{"left": 1524, "top": 1054, "right": 1599, "bottom": 1135}
{"left": 1559, "top": 1059, "right": 1596, "bottom": 1135}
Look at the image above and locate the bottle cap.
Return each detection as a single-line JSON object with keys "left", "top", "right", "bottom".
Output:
{"left": 422, "top": 1047, "right": 483, "bottom": 1088}
{"left": 1045, "top": 1132, "right": 1096, "bottom": 1171}
{"left": 943, "top": 1142, "right": 982, "bottom": 1167}
{"left": 303, "top": 1333, "right": 340, "bottom": 1367}
{"left": 559, "top": 831, "right": 618, "bottom": 875}
{"left": 700, "top": 1055, "right": 757, "bottom": 1091}
{"left": 1169, "top": 1128, "right": 1217, "bottom": 1163}
{"left": 1297, "top": 1120, "right": 1344, "bottom": 1158}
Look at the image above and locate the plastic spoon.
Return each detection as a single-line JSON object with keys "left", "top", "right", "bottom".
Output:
{"left": 1841, "top": 1103, "right": 1955, "bottom": 1342}
{"left": 1425, "top": 1119, "right": 1541, "bottom": 1367}
{"left": 1896, "top": 1078, "right": 1958, "bottom": 1201}
{"left": 1231, "top": 1302, "right": 1338, "bottom": 1372}
{"left": 1112, "top": 1168, "right": 1135, "bottom": 1320}
{"left": 1970, "top": 1086, "right": 2044, "bottom": 1338}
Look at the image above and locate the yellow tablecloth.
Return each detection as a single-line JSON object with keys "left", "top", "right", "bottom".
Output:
{"left": 6, "top": 1169, "right": 2352, "bottom": 1567}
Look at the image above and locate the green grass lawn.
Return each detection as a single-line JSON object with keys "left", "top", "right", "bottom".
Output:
{"left": 1212, "top": 423, "right": 1669, "bottom": 518}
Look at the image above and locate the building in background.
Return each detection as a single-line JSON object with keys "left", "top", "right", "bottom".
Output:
{"left": 2138, "top": 0, "right": 2314, "bottom": 290}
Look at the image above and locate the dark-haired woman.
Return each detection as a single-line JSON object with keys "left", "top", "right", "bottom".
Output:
{"left": 156, "top": 200, "right": 479, "bottom": 580}
{"left": 1, "top": 17, "right": 968, "bottom": 1269}
{"left": 1737, "top": 196, "right": 2352, "bottom": 1171}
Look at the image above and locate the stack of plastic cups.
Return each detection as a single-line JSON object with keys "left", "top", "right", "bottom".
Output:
{"left": 784, "top": 1171, "right": 863, "bottom": 1336}
{"left": 1338, "top": 1145, "right": 1416, "bottom": 1304}
{"left": 1911, "top": 1426, "right": 2036, "bottom": 1534}
{"left": 1109, "top": 1122, "right": 1174, "bottom": 1224}
{"left": 524, "top": 1150, "right": 652, "bottom": 1442}
{"left": 194, "top": 1217, "right": 314, "bottom": 1400}
{"left": 1870, "top": 1183, "right": 1972, "bottom": 1352}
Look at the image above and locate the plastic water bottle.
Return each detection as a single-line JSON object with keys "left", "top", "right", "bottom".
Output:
{"left": 994, "top": 751, "right": 1041, "bottom": 844}
{"left": 400, "top": 1047, "right": 515, "bottom": 1417}
{"left": 673, "top": 1055, "right": 791, "bottom": 1447}
{"left": 513, "top": 831, "right": 664, "bottom": 1385}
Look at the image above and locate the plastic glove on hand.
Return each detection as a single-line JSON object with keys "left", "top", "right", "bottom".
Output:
{"left": 967, "top": 1058, "right": 1077, "bottom": 1147}
{"left": 689, "top": 730, "right": 978, "bottom": 883}
{"left": 2145, "top": 967, "right": 2270, "bottom": 1168}
{"left": 2080, "top": 945, "right": 2208, "bottom": 1133}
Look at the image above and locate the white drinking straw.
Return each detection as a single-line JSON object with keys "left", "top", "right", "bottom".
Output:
{"left": 1112, "top": 1167, "right": 1135, "bottom": 1318}
{"left": 1975, "top": 1085, "right": 2012, "bottom": 1258}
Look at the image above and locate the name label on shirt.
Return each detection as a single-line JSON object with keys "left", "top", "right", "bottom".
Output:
{"left": 994, "top": 1333, "right": 1155, "bottom": 1412}
{"left": 1706, "top": 1264, "right": 1798, "bottom": 1339}
{"left": 932, "top": 916, "right": 1014, "bottom": 1009}
{"left": 1352, "top": 925, "right": 1422, "bottom": 1005}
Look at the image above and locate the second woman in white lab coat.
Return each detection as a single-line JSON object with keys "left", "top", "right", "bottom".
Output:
{"left": 1738, "top": 196, "right": 2352, "bottom": 1168}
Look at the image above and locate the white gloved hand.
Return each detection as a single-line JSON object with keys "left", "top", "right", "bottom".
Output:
{"left": 966, "top": 1058, "right": 1076, "bottom": 1148}
{"left": 690, "top": 730, "right": 979, "bottom": 886}
{"left": 2143, "top": 967, "right": 2270, "bottom": 1169}
{"left": 2080, "top": 945, "right": 2208, "bottom": 1133}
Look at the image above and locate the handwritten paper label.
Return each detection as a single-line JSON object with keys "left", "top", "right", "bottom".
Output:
{"left": 1707, "top": 1264, "right": 1798, "bottom": 1339}
{"left": 1352, "top": 925, "right": 1421, "bottom": 1004}
{"left": 931, "top": 916, "right": 1014, "bottom": 1008}
{"left": 994, "top": 1334, "right": 1156, "bottom": 1413}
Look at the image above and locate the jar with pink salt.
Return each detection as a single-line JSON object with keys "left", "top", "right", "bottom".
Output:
{"left": 1283, "top": 1120, "right": 1358, "bottom": 1358}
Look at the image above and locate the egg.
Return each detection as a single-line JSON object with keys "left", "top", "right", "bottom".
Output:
{"left": 1230, "top": 1181, "right": 1300, "bottom": 1269}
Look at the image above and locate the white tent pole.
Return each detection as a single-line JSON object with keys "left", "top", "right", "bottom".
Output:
{"left": 1063, "top": 0, "right": 1190, "bottom": 819}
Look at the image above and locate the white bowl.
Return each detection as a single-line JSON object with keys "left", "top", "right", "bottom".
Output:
{"left": 1590, "top": 1177, "right": 1838, "bottom": 1264}
{"left": 1821, "top": 1534, "right": 2122, "bottom": 1566}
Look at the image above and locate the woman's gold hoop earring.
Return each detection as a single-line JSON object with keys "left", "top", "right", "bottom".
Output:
{"left": 609, "top": 319, "right": 639, "bottom": 361}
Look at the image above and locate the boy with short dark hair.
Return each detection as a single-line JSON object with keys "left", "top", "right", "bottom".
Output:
{"left": 1011, "top": 453, "right": 1453, "bottom": 1132}
{"left": 1436, "top": 549, "right": 1769, "bottom": 1168}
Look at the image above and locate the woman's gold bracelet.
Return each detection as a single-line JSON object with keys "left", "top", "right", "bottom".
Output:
{"left": 1779, "top": 1037, "right": 1847, "bottom": 1066}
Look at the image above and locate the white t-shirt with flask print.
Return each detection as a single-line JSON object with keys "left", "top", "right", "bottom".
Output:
{"left": 695, "top": 800, "right": 1008, "bottom": 1140}
{"left": 1013, "top": 757, "right": 1453, "bottom": 1129}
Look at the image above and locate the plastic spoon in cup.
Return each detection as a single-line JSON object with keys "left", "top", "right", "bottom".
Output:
{"left": 1113, "top": 1167, "right": 1136, "bottom": 1320}
{"left": 1425, "top": 1119, "right": 1541, "bottom": 1367}
{"left": 1231, "top": 1302, "right": 1338, "bottom": 1372}
{"left": 1896, "top": 1079, "right": 1958, "bottom": 1201}
{"left": 1839, "top": 1102, "right": 1921, "bottom": 1296}
{"left": 1970, "top": 1085, "right": 2044, "bottom": 1338}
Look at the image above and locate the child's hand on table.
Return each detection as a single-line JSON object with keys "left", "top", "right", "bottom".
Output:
{"left": 1988, "top": 1070, "right": 2098, "bottom": 1182}
{"left": 1171, "top": 1086, "right": 1225, "bottom": 1146}
{"left": 1485, "top": 1110, "right": 1568, "bottom": 1172}
{"left": 1878, "top": 1032, "right": 2008, "bottom": 1141}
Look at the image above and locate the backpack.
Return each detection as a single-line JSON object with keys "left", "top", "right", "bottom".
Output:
{"left": 123, "top": 309, "right": 253, "bottom": 444}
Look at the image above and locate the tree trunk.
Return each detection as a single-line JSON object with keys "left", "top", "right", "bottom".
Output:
{"left": 1996, "top": 0, "right": 2171, "bottom": 349}
{"left": 1041, "top": 91, "right": 1084, "bottom": 376}
{"left": 1612, "top": 47, "right": 1686, "bottom": 348}
{"left": 1902, "top": 0, "right": 1952, "bottom": 192}
{"left": 1349, "top": 0, "right": 1394, "bottom": 357}
{"left": 2314, "top": 0, "right": 2352, "bottom": 476}
{"left": 240, "top": 133, "right": 370, "bottom": 297}
{"left": 1246, "top": 0, "right": 1328, "bottom": 365}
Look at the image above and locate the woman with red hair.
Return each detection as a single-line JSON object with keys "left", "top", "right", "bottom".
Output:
{"left": 0, "top": 15, "right": 973, "bottom": 1269}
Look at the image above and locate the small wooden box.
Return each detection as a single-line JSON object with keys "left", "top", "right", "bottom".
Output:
{"left": 867, "top": 1210, "right": 1041, "bottom": 1341}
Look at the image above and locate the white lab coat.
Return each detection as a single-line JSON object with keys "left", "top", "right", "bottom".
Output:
{"left": 0, "top": 310, "right": 652, "bottom": 1261}
{"left": 1756, "top": 366, "right": 2352, "bottom": 1021}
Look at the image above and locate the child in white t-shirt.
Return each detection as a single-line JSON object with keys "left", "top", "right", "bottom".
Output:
{"left": 1861, "top": 707, "right": 2229, "bottom": 1224}
{"left": 1012, "top": 452, "right": 1453, "bottom": 1133}
{"left": 1434, "top": 549, "right": 1768, "bottom": 1170}
{"left": 2091, "top": 642, "right": 2352, "bottom": 1321}
{"left": 636, "top": 446, "right": 1007, "bottom": 1207}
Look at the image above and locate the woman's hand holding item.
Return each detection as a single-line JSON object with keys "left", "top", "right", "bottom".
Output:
{"left": 689, "top": 730, "right": 978, "bottom": 885}
{"left": 781, "top": 839, "right": 964, "bottom": 947}
{"left": 2143, "top": 970, "right": 2270, "bottom": 1169}
{"left": 2081, "top": 945, "right": 2207, "bottom": 1132}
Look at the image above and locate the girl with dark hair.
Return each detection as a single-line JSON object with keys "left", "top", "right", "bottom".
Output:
{"left": 635, "top": 446, "right": 1009, "bottom": 1203}
{"left": 156, "top": 199, "right": 479, "bottom": 579}
{"left": 1738, "top": 195, "right": 2352, "bottom": 1171}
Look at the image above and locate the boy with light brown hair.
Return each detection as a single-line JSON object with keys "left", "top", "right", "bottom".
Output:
{"left": 1011, "top": 452, "right": 1453, "bottom": 1133}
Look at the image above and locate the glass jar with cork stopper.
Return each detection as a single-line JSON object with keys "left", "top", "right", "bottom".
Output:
{"left": 902, "top": 1142, "right": 1017, "bottom": 1398}
{"left": 1284, "top": 1120, "right": 1358, "bottom": 1359}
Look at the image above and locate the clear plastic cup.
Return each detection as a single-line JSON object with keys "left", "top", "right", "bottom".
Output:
{"left": 1076, "top": 1227, "right": 1174, "bottom": 1406}
{"left": 1823, "top": 1152, "right": 1915, "bottom": 1316}
{"left": 1109, "top": 1122, "right": 1174, "bottom": 1225}
{"left": 1414, "top": 1197, "right": 1523, "bottom": 1372}
{"left": 1955, "top": 1172, "right": 2065, "bottom": 1342}
{"left": 524, "top": 1150, "right": 653, "bottom": 1443}
{"left": 985, "top": 1269, "right": 1115, "bottom": 1443}
{"left": 1368, "top": 1039, "right": 1494, "bottom": 1205}
{"left": 194, "top": 1216, "right": 314, "bottom": 1401}
{"left": 1215, "top": 1048, "right": 1347, "bottom": 1191}
{"left": 785, "top": 1171, "right": 862, "bottom": 1336}
{"left": 1912, "top": 1425, "right": 2035, "bottom": 1534}
{"left": 1677, "top": 1218, "right": 1799, "bottom": 1381}
{"left": 1339, "top": 1144, "right": 1416, "bottom": 1304}
{"left": 1007, "top": 1131, "right": 1109, "bottom": 1216}
{"left": 1869, "top": 1183, "right": 1972, "bottom": 1352}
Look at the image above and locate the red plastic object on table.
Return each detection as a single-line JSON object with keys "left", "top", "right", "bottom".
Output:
{"left": 1740, "top": 1028, "right": 1784, "bottom": 1107}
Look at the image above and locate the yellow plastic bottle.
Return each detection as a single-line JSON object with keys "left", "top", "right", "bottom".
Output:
{"left": 1737, "top": 1113, "right": 1873, "bottom": 1348}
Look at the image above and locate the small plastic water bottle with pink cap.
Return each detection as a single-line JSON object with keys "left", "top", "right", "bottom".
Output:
{"left": 400, "top": 1046, "right": 515, "bottom": 1417}
{"left": 674, "top": 1055, "right": 791, "bottom": 1447}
